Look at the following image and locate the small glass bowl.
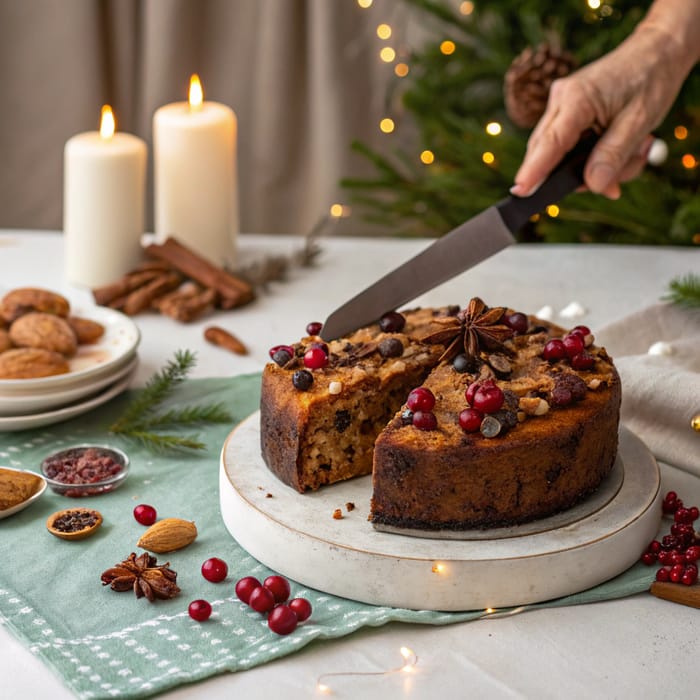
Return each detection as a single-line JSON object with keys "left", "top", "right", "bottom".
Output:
{"left": 40, "top": 444, "right": 130, "bottom": 497}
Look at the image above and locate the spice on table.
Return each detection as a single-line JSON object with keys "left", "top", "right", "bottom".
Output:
{"left": 204, "top": 325, "right": 248, "bottom": 355}
{"left": 136, "top": 517, "right": 198, "bottom": 553}
{"left": 46, "top": 508, "right": 103, "bottom": 540}
{"left": 100, "top": 552, "right": 180, "bottom": 602}
{"left": 42, "top": 446, "right": 124, "bottom": 485}
{"left": 0, "top": 468, "right": 43, "bottom": 511}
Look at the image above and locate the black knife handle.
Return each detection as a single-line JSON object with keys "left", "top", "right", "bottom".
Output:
{"left": 495, "top": 130, "right": 599, "bottom": 234}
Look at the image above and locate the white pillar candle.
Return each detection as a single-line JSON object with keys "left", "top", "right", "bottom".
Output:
{"left": 153, "top": 74, "right": 238, "bottom": 267}
{"left": 63, "top": 105, "right": 146, "bottom": 287}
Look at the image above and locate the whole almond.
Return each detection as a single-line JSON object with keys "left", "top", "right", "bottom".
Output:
{"left": 137, "top": 518, "right": 197, "bottom": 553}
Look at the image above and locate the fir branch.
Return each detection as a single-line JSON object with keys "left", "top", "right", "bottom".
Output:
{"left": 664, "top": 273, "right": 700, "bottom": 309}
{"left": 111, "top": 349, "right": 196, "bottom": 432}
{"left": 109, "top": 350, "right": 233, "bottom": 453}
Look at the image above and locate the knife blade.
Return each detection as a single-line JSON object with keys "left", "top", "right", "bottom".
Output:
{"left": 320, "top": 132, "right": 597, "bottom": 341}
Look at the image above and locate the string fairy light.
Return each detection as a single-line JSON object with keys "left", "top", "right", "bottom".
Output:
{"left": 377, "top": 23, "right": 392, "bottom": 39}
{"left": 380, "top": 46, "right": 396, "bottom": 62}
{"left": 431, "top": 562, "right": 446, "bottom": 573}
{"left": 357, "top": 0, "right": 373, "bottom": 8}
{"left": 482, "top": 151, "right": 495, "bottom": 165}
{"left": 546, "top": 204, "right": 560, "bottom": 217}
{"left": 674, "top": 126, "right": 689, "bottom": 140}
{"left": 395, "top": 62, "right": 409, "bottom": 77}
{"left": 440, "top": 40, "right": 456, "bottom": 55}
{"left": 485, "top": 121, "right": 502, "bottom": 136}
{"left": 459, "top": 1, "right": 475, "bottom": 15}
{"left": 316, "top": 646, "right": 419, "bottom": 694}
{"left": 681, "top": 154, "right": 697, "bottom": 169}
{"left": 420, "top": 150, "right": 435, "bottom": 165}
{"left": 380, "top": 117, "right": 395, "bottom": 133}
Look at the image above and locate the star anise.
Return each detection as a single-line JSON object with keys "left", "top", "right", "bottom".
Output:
{"left": 100, "top": 552, "right": 180, "bottom": 602}
{"left": 420, "top": 297, "right": 514, "bottom": 364}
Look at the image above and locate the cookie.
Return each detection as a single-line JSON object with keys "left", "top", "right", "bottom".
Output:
{"left": 0, "top": 288, "right": 70, "bottom": 323}
{"left": 0, "top": 348, "right": 69, "bottom": 379}
{"left": 9, "top": 312, "right": 78, "bottom": 356}
{"left": 67, "top": 316, "right": 105, "bottom": 344}
{"left": 0, "top": 329, "right": 11, "bottom": 353}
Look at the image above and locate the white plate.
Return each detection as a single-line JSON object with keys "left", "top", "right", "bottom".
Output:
{"left": 220, "top": 415, "right": 661, "bottom": 611}
{"left": 0, "top": 305, "right": 140, "bottom": 395}
{"left": 0, "top": 355, "right": 138, "bottom": 416}
{"left": 0, "top": 369, "right": 134, "bottom": 432}
{"left": 0, "top": 467, "right": 47, "bottom": 519}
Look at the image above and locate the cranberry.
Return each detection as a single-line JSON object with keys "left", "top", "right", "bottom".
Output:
{"left": 640, "top": 552, "right": 656, "bottom": 565}
{"left": 303, "top": 346, "right": 328, "bottom": 369}
{"left": 685, "top": 546, "right": 700, "bottom": 562}
{"left": 571, "top": 325, "right": 591, "bottom": 337}
{"left": 563, "top": 333, "right": 585, "bottom": 358}
{"left": 674, "top": 508, "right": 693, "bottom": 524}
{"left": 133, "top": 504, "right": 157, "bottom": 526}
{"left": 662, "top": 535, "right": 679, "bottom": 550}
{"left": 292, "top": 370, "right": 313, "bottom": 391}
{"left": 465, "top": 381, "right": 480, "bottom": 406}
{"left": 269, "top": 344, "right": 294, "bottom": 359}
{"left": 648, "top": 540, "right": 661, "bottom": 554}
{"left": 670, "top": 551, "right": 686, "bottom": 566}
{"left": 459, "top": 408, "right": 483, "bottom": 432}
{"left": 263, "top": 575, "right": 291, "bottom": 603}
{"left": 472, "top": 383, "right": 504, "bottom": 414}
{"left": 658, "top": 550, "right": 674, "bottom": 565}
{"left": 235, "top": 576, "right": 262, "bottom": 604}
{"left": 542, "top": 339, "right": 567, "bottom": 361}
{"left": 683, "top": 564, "right": 698, "bottom": 585}
{"left": 406, "top": 387, "right": 435, "bottom": 412}
{"left": 412, "top": 411, "right": 437, "bottom": 430}
{"left": 306, "top": 321, "right": 323, "bottom": 336}
{"left": 267, "top": 604, "right": 298, "bottom": 635}
{"left": 570, "top": 352, "right": 595, "bottom": 371}
{"left": 662, "top": 491, "right": 681, "bottom": 514}
{"left": 201, "top": 557, "right": 228, "bottom": 583}
{"left": 669, "top": 564, "right": 685, "bottom": 583}
{"left": 379, "top": 311, "right": 406, "bottom": 333}
{"left": 249, "top": 585, "right": 276, "bottom": 613}
{"left": 188, "top": 599, "right": 212, "bottom": 622}
{"left": 655, "top": 567, "right": 670, "bottom": 582}
{"left": 288, "top": 597, "right": 312, "bottom": 622}
{"left": 689, "top": 506, "right": 700, "bottom": 521}
{"left": 504, "top": 312, "right": 528, "bottom": 334}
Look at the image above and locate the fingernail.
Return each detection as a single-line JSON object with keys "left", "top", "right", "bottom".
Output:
{"left": 510, "top": 178, "right": 545, "bottom": 197}
{"left": 588, "top": 163, "right": 615, "bottom": 193}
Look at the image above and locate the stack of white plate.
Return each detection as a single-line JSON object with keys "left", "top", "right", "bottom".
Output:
{"left": 0, "top": 306, "right": 140, "bottom": 432}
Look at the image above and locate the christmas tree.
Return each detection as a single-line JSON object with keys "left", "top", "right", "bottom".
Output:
{"left": 341, "top": 0, "right": 700, "bottom": 245}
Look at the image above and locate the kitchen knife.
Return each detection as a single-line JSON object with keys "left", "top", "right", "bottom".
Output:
{"left": 320, "top": 132, "right": 598, "bottom": 341}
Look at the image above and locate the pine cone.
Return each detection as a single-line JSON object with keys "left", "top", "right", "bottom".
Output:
{"left": 504, "top": 43, "right": 578, "bottom": 129}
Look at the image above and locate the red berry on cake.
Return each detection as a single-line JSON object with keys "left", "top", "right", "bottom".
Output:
{"left": 459, "top": 408, "right": 483, "bottom": 432}
{"left": 562, "top": 333, "right": 585, "bottom": 358}
{"left": 570, "top": 352, "right": 595, "bottom": 370}
{"left": 412, "top": 410, "right": 437, "bottom": 430}
{"left": 504, "top": 312, "right": 528, "bottom": 334}
{"left": 304, "top": 346, "right": 328, "bottom": 369}
{"left": 542, "top": 338, "right": 567, "bottom": 361}
{"left": 406, "top": 387, "right": 435, "bottom": 412}
{"left": 306, "top": 321, "right": 323, "bottom": 336}
{"left": 269, "top": 344, "right": 294, "bottom": 359}
{"left": 472, "top": 382, "right": 504, "bottom": 414}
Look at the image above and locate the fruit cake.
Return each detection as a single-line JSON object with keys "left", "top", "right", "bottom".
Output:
{"left": 260, "top": 298, "right": 621, "bottom": 530}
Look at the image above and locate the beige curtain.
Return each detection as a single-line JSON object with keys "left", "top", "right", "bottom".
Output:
{"left": 0, "top": 0, "right": 412, "bottom": 235}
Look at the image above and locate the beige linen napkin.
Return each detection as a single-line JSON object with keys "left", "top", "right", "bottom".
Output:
{"left": 596, "top": 303, "right": 700, "bottom": 476}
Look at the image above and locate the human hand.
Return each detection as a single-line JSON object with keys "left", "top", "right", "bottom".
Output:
{"left": 510, "top": 24, "right": 690, "bottom": 200}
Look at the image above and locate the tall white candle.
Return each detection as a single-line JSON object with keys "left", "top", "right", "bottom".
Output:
{"left": 153, "top": 74, "right": 238, "bottom": 267}
{"left": 63, "top": 105, "right": 147, "bottom": 287}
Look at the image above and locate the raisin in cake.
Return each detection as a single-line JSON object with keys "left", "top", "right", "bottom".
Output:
{"left": 260, "top": 298, "right": 621, "bottom": 530}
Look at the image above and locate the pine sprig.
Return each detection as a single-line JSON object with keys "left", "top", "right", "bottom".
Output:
{"left": 109, "top": 350, "right": 233, "bottom": 452}
{"left": 664, "top": 273, "right": 700, "bottom": 309}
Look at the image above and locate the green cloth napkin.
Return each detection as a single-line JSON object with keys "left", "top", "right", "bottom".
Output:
{"left": 0, "top": 374, "right": 655, "bottom": 700}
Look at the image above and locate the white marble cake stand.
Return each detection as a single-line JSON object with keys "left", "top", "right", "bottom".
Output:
{"left": 219, "top": 412, "right": 661, "bottom": 611}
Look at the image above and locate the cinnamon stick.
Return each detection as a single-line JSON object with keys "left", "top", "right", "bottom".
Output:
{"left": 92, "top": 270, "right": 163, "bottom": 306}
{"left": 650, "top": 581, "right": 700, "bottom": 608}
{"left": 122, "top": 272, "right": 182, "bottom": 315}
{"left": 159, "top": 288, "right": 218, "bottom": 323}
{"left": 145, "top": 237, "right": 254, "bottom": 309}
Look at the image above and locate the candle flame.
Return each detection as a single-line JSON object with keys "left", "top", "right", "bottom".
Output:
{"left": 189, "top": 74, "right": 203, "bottom": 110}
{"left": 100, "top": 105, "right": 115, "bottom": 139}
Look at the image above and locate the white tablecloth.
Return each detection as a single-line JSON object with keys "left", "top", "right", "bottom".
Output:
{"left": 1, "top": 230, "right": 699, "bottom": 698}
